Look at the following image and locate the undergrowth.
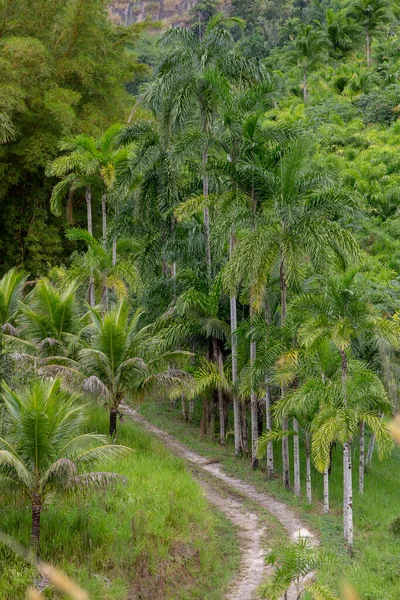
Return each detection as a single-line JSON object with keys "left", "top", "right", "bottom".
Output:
{"left": 0, "top": 406, "right": 239, "bottom": 600}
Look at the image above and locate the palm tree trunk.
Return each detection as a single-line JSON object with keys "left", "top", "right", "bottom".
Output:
{"left": 86, "top": 185, "right": 95, "bottom": 307}
{"left": 282, "top": 417, "right": 290, "bottom": 489}
{"left": 241, "top": 403, "right": 249, "bottom": 456}
{"left": 366, "top": 24, "right": 371, "bottom": 67}
{"left": 112, "top": 238, "right": 117, "bottom": 267}
{"left": 366, "top": 433, "right": 375, "bottom": 469}
{"left": 265, "top": 385, "right": 274, "bottom": 479}
{"left": 203, "top": 149, "right": 211, "bottom": 278}
{"left": 189, "top": 398, "right": 195, "bottom": 422}
{"left": 305, "top": 430, "right": 312, "bottom": 503}
{"left": 323, "top": 467, "right": 329, "bottom": 513}
{"left": 31, "top": 498, "right": 42, "bottom": 550}
{"left": 110, "top": 408, "right": 118, "bottom": 437}
{"left": 212, "top": 338, "right": 225, "bottom": 445}
{"left": 344, "top": 441, "right": 353, "bottom": 553}
{"left": 293, "top": 418, "right": 300, "bottom": 496}
{"left": 182, "top": 394, "right": 188, "bottom": 420}
{"left": 280, "top": 254, "right": 290, "bottom": 488}
{"left": 250, "top": 339, "right": 258, "bottom": 468}
{"left": 359, "top": 421, "right": 365, "bottom": 494}
{"left": 67, "top": 189, "right": 74, "bottom": 224}
{"left": 303, "top": 67, "right": 308, "bottom": 102}
{"left": 102, "top": 194, "right": 107, "bottom": 244}
{"left": 230, "top": 233, "right": 241, "bottom": 456}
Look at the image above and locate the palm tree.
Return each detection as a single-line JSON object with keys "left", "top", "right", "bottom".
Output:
{"left": 0, "top": 379, "right": 130, "bottom": 549}
{"left": 285, "top": 24, "right": 328, "bottom": 101}
{"left": 349, "top": 0, "right": 390, "bottom": 66}
{"left": 66, "top": 228, "right": 141, "bottom": 309}
{"left": 294, "top": 270, "right": 399, "bottom": 551}
{"left": 0, "top": 268, "right": 26, "bottom": 333}
{"left": 260, "top": 537, "right": 337, "bottom": 600}
{"left": 146, "top": 13, "right": 262, "bottom": 276}
{"left": 325, "top": 8, "right": 362, "bottom": 61}
{"left": 45, "top": 300, "right": 186, "bottom": 438}
{"left": 173, "top": 274, "right": 230, "bottom": 443}
{"left": 227, "top": 136, "right": 359, "bottom": 487}
{"left": 17, "top": 278, "right": 83, "bottom": 360}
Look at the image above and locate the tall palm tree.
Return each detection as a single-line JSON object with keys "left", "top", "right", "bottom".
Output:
{"left": 286, "top": 24, "right": 328, "bottom": 101}
{"left": 227, "top": 136, "right": 359, "bottom": 486}
{"left": 66, "top": 228, "right": 141, "bottom": 309}
{"left": 0, "top": 379, "right": 130, "bottom": 549}
{"left": 146, "top": 13, "right": 262, "bottom": 277}
{"left": 349, "top": 0, "right": 390, "bottom": 66}
{"left": 294, "top": 269, "right": 400, "bottom": 551}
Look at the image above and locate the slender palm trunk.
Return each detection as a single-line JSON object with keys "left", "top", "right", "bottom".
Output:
{"left": 280, "top": 255, "right": 290, "bottom": 488}
{"left": 181, "top": 394, "right": 188, "bottom": 420}
{"left": 212, "top": 338, "right": 225, "bottom": 445}
{"left": 31, "top": 497, "right": 42, "bottom": 550}
{"left": 203, "top": 149, "right": 211, "bottom": 278}
{"left": 230, "top": 233, "right": 241, "bottom": 455}
{"left": 366, "top": 25, "right": 371, "bottom": 67}
{"left": 359, "top": 421, "right": 365, "bottom": 494}
{"left": 293, "top": 418, "right": 300, "bottom": 496}
{"left": 343, "top": 441, "right": 353, "bottom": 553}
{"left": 341, "top": 349, "right": 353, "bottom": 553}
{"left": 101, "top": 195, "right": 109, "bottom": 309}
{"left": 110, "top": 408, "right": 118, "bottom": 437}
{"left": 303, "top": 67, "right": 308, "bottom": 102}
{"left": 86, "top": 185, "right": 95, "bottom": 307}
{"left": 366, "top": 433, "right": 375, "bottom": 469}
{"left": 323, "top": 467, "right": 329, "bottom": 513}
{"left": 250, "top": 338, "right": 258, "bottom": 468}
{"left": 305, "top": 431, "right": 312, "bottom": 503}
{"left": 188, "top": 398, "right": 195, "bottom": 422}
{"left": 112, "top": 238, "right": 117, "bottom": 267}
{"left": 265, "top": 385, "right": 274, "bottom": 479}
{"left": 282, "top": 417, "right": 290, "bottom": 488}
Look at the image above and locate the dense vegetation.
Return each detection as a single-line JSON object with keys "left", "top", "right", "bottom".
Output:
{"left": 2, "top": 0, "right": 400, "bottom": 597}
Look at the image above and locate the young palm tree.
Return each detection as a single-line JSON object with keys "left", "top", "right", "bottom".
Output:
{"left": 0, "top": 268, "right": 27, "bottom": 333}
{"left": 45, "top": 300, "right": 186, "bottom": 437}
{"left": 0, "top": 379, "right": 130, "bottom": 549}
{"left": 17, "top": 278, "right": 83, "bottom": 360}
{"left": 260, "top": 537, "right": 337, "bottom": 600}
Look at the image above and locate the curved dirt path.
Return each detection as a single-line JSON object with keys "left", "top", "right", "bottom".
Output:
{"left": 121, "top": 406, "right": 315, "bottom": 600}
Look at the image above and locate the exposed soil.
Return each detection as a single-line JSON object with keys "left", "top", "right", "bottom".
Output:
{"left": 121, "top": 405, "right": 316, "bottom": 600}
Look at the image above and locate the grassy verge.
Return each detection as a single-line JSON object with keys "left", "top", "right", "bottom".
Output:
{"left": 0, "top": 406, "right": 240, "bottom": 600}
{"left": 139, "top": 398, "right": 400, "bottom": 600}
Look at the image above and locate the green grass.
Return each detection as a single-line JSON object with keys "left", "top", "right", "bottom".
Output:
{"left": 139, "top": 398, "right": 400, "bottom": 600}
{"left": 0, "top": 407, "right": 240, "bottom": 600}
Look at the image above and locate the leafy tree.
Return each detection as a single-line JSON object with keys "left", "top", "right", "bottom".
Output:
{"left": 0, "top": 378, "right": 130, "bottom": 549}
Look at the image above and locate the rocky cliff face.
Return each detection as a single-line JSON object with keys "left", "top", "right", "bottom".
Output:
{"left": 109, "top": 0, "right": 199, "bottom": 26}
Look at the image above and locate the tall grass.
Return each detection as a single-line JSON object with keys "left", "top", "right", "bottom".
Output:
{"left": 0, "top": 407, "right": 239, "bottom": 599}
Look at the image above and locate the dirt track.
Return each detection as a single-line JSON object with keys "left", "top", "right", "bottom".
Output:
{"left": 122, "top": 405, "right": 315, "bottom": 600}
